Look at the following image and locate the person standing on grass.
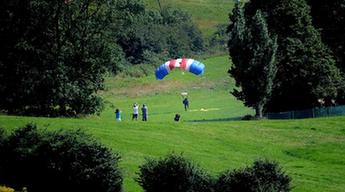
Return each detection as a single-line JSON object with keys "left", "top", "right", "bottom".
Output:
{"left": 132, "top": 103, "right": 139, "bottom": 120}
{"left": 183, "top": 97, "right": 189, "bottom": 111}
{"left": 141, "top": 104, "right": 148, "bottom": 121}
{"left": 115, "top": 109, "right": 121, "bottom": 121}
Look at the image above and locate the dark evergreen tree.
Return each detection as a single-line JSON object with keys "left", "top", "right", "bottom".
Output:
{"left": 241, "top": 0, "right": 342, "bottom": 112}
{"left": 229, "top": 4, "right": 278, "bottom": 118}
{"left": 307, "top": 0, "right": 345, "bottom": 104}
{"left": 307, "top": 0, "right": 345, "bottom": 71}
{"left": 0, "top": 0, "right": 120, "bottom": 116}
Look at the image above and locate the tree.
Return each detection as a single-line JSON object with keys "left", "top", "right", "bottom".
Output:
{"left": 209, "top": 24, "right": 229, "bottom": 50}
{"left": 115, "top": 2, "right": 204, "bottom": 64}
{"left": 215, "top": 160, "right": 291, "bottom": 192}
{"left": 0, "top": 0, "right": 120, "bottom": 116}
{"left": 137, "top": 153, "right": 212, "bottom": 192}
{"left": 242, "top": 0, "right": 343, "bottom": 112}
{"left": 307, "top": 0, "right": 345, "bottom": 104}
{"left": 0, "top": 124, "right": 123, "bottom": 192}
{"left": 229, "top": 3, "right": 278, "bottom": 118}
{"left": 307, "top": 0, "right": 345, "bottom": 72}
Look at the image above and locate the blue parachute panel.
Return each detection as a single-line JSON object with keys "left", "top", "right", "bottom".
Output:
{"left": 189, "top": 60, "right": 205, "bottom": 76}
{"left": 155, "top": 64, "right": 169, "bottom": 80}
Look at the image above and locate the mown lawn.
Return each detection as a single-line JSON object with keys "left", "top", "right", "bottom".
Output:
{"left": 1, "top": 116, "right": 345, "bottom": 192}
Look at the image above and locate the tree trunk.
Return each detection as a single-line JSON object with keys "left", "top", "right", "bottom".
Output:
{"left": 255, "top": 104, "right": 264, "bottom": 118}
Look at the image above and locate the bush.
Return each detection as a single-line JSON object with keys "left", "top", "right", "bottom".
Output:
{"left": 0, "top": 124, "right": 123, "bottom": 192}
{"left": 214, "top": 160, "right": 291, "bottom": 192}
{"left": 0, "top": 186, "right": 27, "bottom": 192}
{"left": 136, "top": 153, "right": 212, "bottom": 192}
{"left": 0, "top": 186, "right": 14, "bottom": 192}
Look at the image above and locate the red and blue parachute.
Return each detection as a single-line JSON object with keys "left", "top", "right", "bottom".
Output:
{"left": 155, "top": 58, "right": 205, "bottom": 80}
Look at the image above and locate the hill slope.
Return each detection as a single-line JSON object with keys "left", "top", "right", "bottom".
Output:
{"left": 144, "top": 0, "right": 234, "bottom": 36}
{"left": 100, "top": 56, "right": 253, "bottom": 122}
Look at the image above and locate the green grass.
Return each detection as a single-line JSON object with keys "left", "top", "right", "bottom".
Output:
{"left": 1, "top": 55, "right": 345, "bottom": 192}
{"left": 143, "top": 0, "right": 234, "bottom": 37}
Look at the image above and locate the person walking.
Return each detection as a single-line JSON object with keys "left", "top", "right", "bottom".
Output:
{"left": 132, "top": 103, "right": 139, "bottom": 120}
{"left": 141, "top": 104, "right": 148, "bottom": 121}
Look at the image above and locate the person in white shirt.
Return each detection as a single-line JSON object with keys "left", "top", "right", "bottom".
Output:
{"left": 132, "top": 103, "right": 139, "bottom": 120}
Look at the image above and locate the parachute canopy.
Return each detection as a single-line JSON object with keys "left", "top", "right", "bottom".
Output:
{"left": 155, "top": 58, "right": 205, "bottom": 80}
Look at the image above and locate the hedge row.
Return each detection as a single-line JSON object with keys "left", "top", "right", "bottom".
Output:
{"left": 137, "top": 153, "right": 291, "bottom": 192}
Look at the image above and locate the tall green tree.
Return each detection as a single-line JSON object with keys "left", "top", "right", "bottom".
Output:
{"left": 307, "top": 0, "right": 345, "bottom": 72}
{"left": 307, "top": 0, "right": 345, "bottom": 104}
{"left": 0, "top": 0, "right": 119, "bottom": 116}
{"left": 229, "top": 4, "right": 278, "bottom": 118}
{"left": 242, "top": 0, "right": 342, "bottom": 112}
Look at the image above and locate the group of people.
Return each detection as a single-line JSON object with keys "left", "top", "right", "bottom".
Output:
{"left": 132, "top": 103, "right": 148, "bottom": 121}
{"left": 114, "top": 97, "right": 189, "bottom": 122}
{"left": 114, "top": 103, "right": 148, "bottom": 122}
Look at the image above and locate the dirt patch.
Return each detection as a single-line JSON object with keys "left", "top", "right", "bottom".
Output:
{"left": 101, "top": 79, "right": 218, "bottom": 97}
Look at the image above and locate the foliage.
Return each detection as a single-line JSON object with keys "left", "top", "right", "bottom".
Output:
{"left": 307, "top": 0, "right": 345, "bottom": 104}
{"left": 0, "top": 186, "right": 14, "bottom": 192}
{"left": 228, "top": 4, "right": 278, "bottom": 117}
{"left": 136, "top": 153, "right": 212, "bottom": 192}
{"left": 0, "top": 124, "right": 122, "bottom": 192}
{"left": 0, "top": 186, "right": 27, "bottom": 192}
{"left": 214, "top": 160, "right": 291, "bottom": 192}
{"left": 242, "top": 0, "right": 343, "bottom": 112}
{"left": 209, "top": 24, "right": 229, "bottom": 51}
{"left": 307, "top": 0, "right": 345, "bottom": 72}
{"left": 0, "top": 0, "right": 122, "bottom": 116}
{"left": 115, "top": 1, "right": 204, "bottom": 64}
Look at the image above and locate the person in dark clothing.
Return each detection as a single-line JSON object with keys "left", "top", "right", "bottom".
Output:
{"left": 183, "top": 98, "right": 189, "bottom": 111}
{"left": 141, "top": 104, "right": 148, "bottom": 121}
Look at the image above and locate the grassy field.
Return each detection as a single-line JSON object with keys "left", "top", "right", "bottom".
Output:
{"left": 1, "top": 56, "right": 345, "bottom": 192}
{"left": 144, "top": 0, "right": 234, "bottom": 37}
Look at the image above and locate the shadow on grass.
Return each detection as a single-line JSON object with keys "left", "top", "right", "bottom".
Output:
{"left": 187, "top": 116, "right": 242, "bottom": 122}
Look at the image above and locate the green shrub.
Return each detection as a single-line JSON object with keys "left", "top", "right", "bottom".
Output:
{"left": 214, "top": 160, "right": 291, "bottom": 192}
{"left": 136, "top": 153, "right": 212, "bottom": 192}
{"left": 0, "top": 124, "right": 122, "bottom": 192}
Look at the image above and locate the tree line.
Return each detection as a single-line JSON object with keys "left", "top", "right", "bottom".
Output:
{"left": 228, "top": 0, "right": 345, "bottom": 117}
{"left": 0, "top": 0, "right": 204, "bottom": 116}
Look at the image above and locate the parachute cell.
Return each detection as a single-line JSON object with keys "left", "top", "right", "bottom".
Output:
{"left": 155, "top": 64, "right": 170, "bottom": 80}
{"left": 155, "top": 58, "right": 205, "bottom": 80}
{"left": 189, "top": 60, "right": 204, "bottom": 76}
